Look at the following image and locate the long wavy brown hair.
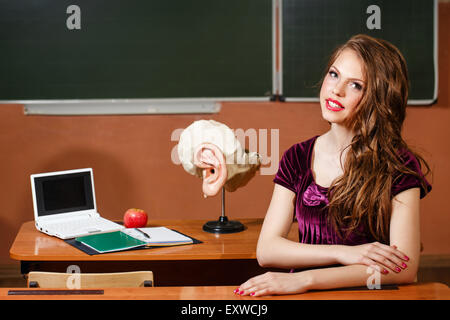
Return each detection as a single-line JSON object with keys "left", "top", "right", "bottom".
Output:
{"left": 324, "top": 34, "right": 431, "bottom": 244}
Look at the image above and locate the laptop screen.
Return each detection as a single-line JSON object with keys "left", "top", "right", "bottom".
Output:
{"left": 34, "top": 171, "right": 95, "bottom": 217}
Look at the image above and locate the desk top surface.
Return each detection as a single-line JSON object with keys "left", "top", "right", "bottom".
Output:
{"left": 10, "top": 219, "right": 298, "bottom": 262}
{"left": 1, "top": 283, "right": 449, "bottom": 300}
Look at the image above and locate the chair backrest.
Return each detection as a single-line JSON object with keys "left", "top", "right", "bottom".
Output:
{"left": 27, "top": 271, "right": 153, "bottom": 288}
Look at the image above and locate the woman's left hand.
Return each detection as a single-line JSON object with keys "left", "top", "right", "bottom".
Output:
{"left": 235, "top": 271, "right": 313, "bottom": 297}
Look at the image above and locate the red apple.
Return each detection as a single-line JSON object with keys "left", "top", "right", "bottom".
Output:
{"left": 123, "top": 208, "right": 148, "bottom": 228}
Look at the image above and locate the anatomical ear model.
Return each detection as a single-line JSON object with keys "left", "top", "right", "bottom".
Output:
{"left": 178, "top": 120, "right": 261, "bottom": 233}
{"left": 178, "top": 120, "right": 261, "bottom": 197}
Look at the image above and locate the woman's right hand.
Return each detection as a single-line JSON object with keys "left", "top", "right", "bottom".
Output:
{"left": 335, "top": 242, "right": 410, "bottom": 274}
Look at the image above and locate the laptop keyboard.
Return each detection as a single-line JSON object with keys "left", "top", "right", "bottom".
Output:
{"left": 46, "top": 217, "right": 122, "bottom": 238}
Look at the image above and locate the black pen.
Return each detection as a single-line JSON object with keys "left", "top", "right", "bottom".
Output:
{"left": 135, "top": 228, "right": 151, "bottom": 239}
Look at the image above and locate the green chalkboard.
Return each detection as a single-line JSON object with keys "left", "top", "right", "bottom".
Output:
{"left": 0, "top": 0, "right": 273, "bottom": 101}
{"left": 282, "top": 0, "right": 437, "bottom": 104}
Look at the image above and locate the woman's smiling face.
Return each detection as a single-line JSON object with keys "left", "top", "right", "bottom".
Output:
{"left": 319, "top": 48, "right": 366, "bottom": 126}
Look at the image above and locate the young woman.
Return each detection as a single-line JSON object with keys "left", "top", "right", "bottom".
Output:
{"left": 236, "top": 34, "right": 432, "bottom": 297}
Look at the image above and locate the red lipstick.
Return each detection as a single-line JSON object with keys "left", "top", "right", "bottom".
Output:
{"left": 326, "top": 99, "right": 344, "bottom": 111}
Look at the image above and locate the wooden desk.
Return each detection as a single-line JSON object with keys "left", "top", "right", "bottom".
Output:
{"left": 10, "top": 219, "right": 298, "bottom": 286}
{"left": 1, "top": 283, "right": 449, "bottom": 300}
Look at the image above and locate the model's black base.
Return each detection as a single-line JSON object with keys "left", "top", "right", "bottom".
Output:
{"left": 202, "top": 216, "right": 245, "bottom": 234}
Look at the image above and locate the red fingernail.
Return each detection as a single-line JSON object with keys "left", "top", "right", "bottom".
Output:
{"left": 382, "top": 269, "right": 389, "bottom": 274}
{"left": 401, "top": 263, "right": 407, "bottom": 269}
{"left": 395, "top": 267, "right": 401, "bottom": 272}
{"left": 404, "top": 256, "right": 409, "bottom": 261}
{"left": 239, "top": 291, "right": 244, "bottom": 295}
{"left": 250, "top": 292, "right": 255, "bottom": 296}
{"left": 233, "top": 288, "right": 239, "bottom": 294}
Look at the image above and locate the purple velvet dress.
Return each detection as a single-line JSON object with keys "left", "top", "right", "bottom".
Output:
{"left": 273, "top": 135, "right": 432, "bottom": 246}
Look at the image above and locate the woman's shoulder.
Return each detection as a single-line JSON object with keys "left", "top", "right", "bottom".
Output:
{"left": 392, "top": 147, "right": 432, "bottom": 199}
{"left": 397, "top": 147, "right": 425, "bottom": 173}
{"left": 273, "top": 136, "right": 319, "bottom": 192}
{"left": 283, "top": 135, "right": 319, "bottom": 159}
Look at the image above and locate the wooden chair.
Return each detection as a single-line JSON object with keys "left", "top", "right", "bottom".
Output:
{"left": 27, "top": 271, "right": 154, "bottom": 288}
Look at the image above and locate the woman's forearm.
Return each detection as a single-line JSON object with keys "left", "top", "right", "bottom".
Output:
{"left": 256, "top": 236, "right": 341, "bottom": 269}
{"left": 237, "top": 258, "right": 417, "bottom": 297}
{"left": 305, "top": 263, "right": 417, "bottom": 291}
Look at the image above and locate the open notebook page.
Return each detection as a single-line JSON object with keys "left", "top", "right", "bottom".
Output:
{"left": 122, "top": 227, "right": 193, "bottom": 245}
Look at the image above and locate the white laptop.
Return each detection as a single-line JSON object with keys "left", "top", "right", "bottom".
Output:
{"left": 31, "top": 168, "right": 124, "bottom": 239}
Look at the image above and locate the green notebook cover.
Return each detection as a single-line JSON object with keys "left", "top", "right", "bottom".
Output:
{"left": 76, "top": 231, "right": 147, "bottom": 253}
